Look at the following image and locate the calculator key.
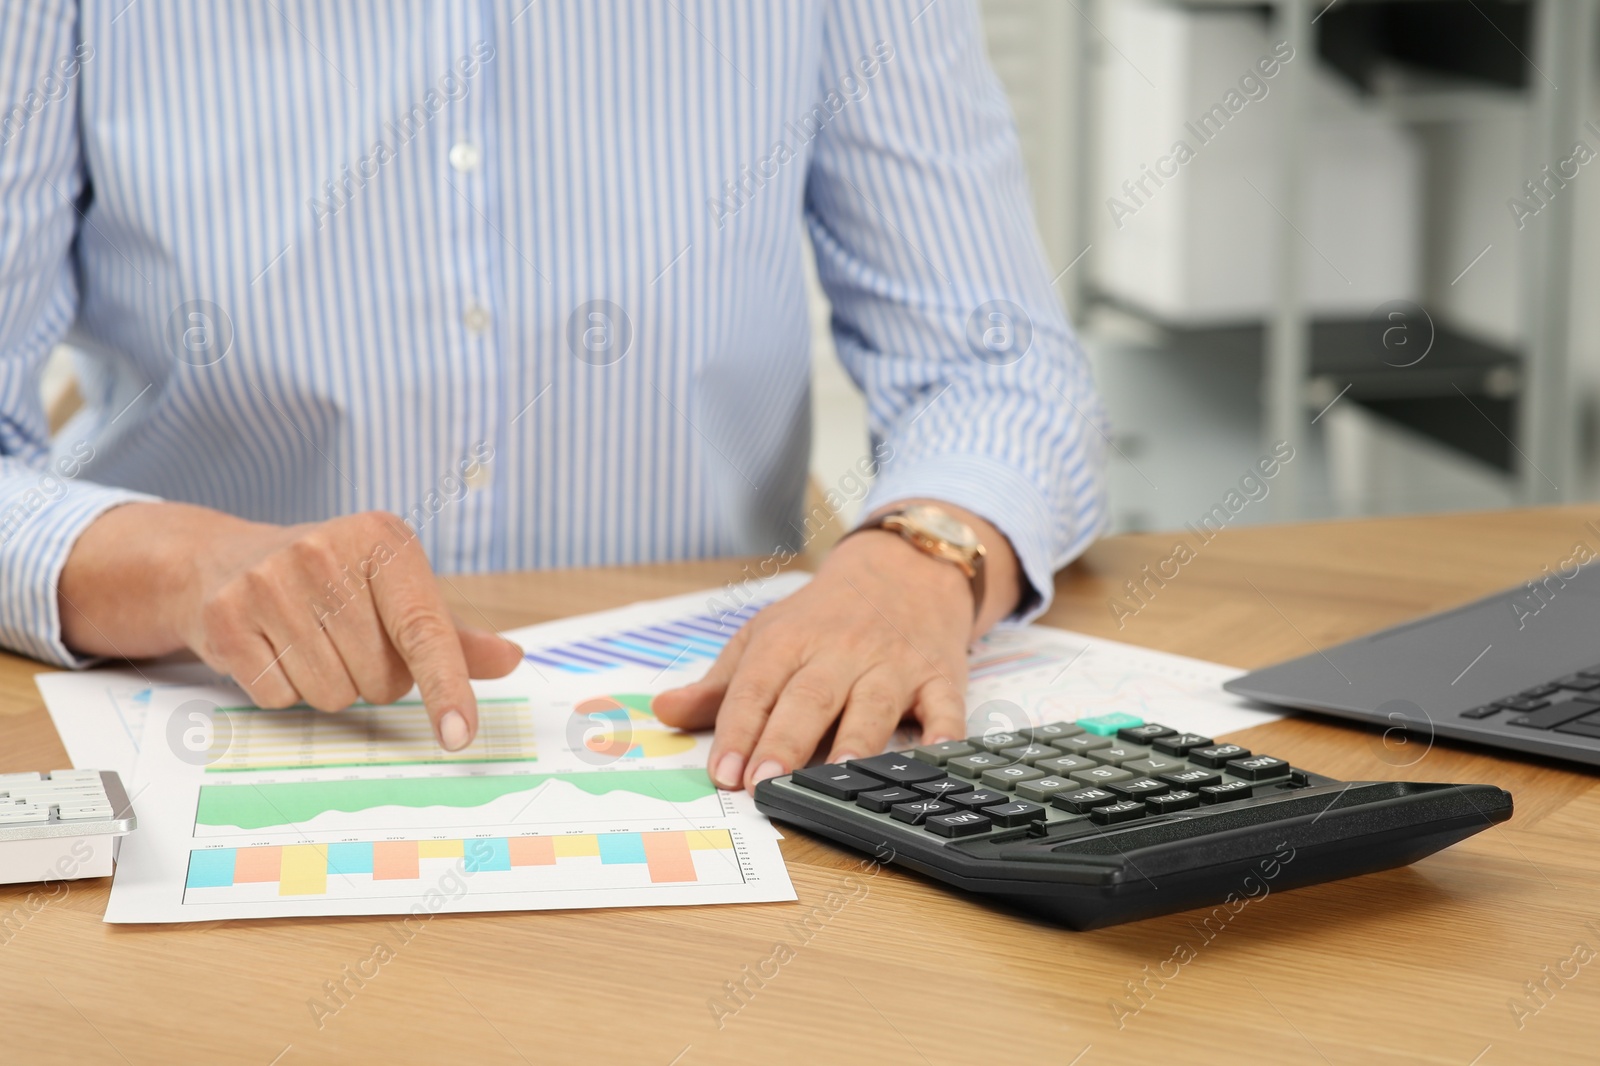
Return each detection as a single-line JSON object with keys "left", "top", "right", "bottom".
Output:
{"left": 912, "top": 740, "right": 976, "bottom": 766}
{"left": 0, "top": 772, "right": 43, "bottom": 784}
{"left": 981, "top": 800, "right": 1048, "bottom": 827}
{"left": 968, "top": 732, "right": 1028, "bottom": 753}
{"left": 1459, "top": 704, "right": 1502, "bottom": 720}
{"left": 912, "top": 778, "right": 974, "bottom": 800}
{"left": 1507, "top": 699, "right": 1600, "bottom": 730}
{"left": 1189, "top": 744, "right": 1251, "bottom": 768}
{"left": 846, "top": 753, "right": 945, "bottom": 786}
{"left": 890, "top": 799, "right": 957, "bottom": 825}
{"left": 1495, "top": 696, "right": 1551, "bottom": 713}
{"left": 0, "top": 805, "right": 49, "bottom": 823}
{"left": 1151, "top": 733, "right": 1212, "bottom": 756}
{"left": 1145, "top": 789, "right": 1202, "bottom": 814}
{"left": 1076, "top": 712, "right": 1143, "bottom": 736}
{"left": 1014, "top": 777, "right": 1081, "bottom": 802}
{"left": 948, "top": 752, "right": 1015, "bottom": 779}
{"left": 1069, "top": 764, "right": 1134, "bottom": 786}
{"left": 1123, "top": 754, "right": 1189, "bottom": 776}
{"left": 1055, "top": 735, "right": 1113, "bottom": 756}
{"left": 1159, "top": 767, "right": 1222, "bottom": 790}
{"left": 1088, "top": 744, "right": 1149, "bottom": 767}
{"left": 945, "top": 788, "right": 1010, "bottom": 811}
{"left": 1556, "top": 674, "right": 1600, "bottom": 692}
{"left": 1051, "top": 786, "right": 1120, "bottom": 814}
{"left": 1199, "top": 781, "right": 1253, "bottom": 804}
{"left": 1105, "top": 777, "right": 1169, "bottom": 799}
{"left": 1035, "top": 754, "right": 1098, "bottom": 777}
{"left": 56, "top": 805, "right": 113, "bottom": 821}
{"left": 1117, "top": 723, "right": 1175, "bottom": 743}
{"left": 1519, "top": 682, "right": 1563, "bottom": 699}
{"left": 1000, "top": 744, "right": 1064, "bottom": 766}
{"left": 1225, "top": 755, "right": 1292, "bottom": 781}
{"left": 1021, "top": 721, "right": 1084, "bottom": 743}
{"left": 792, "top": 765, "right": 888, "bottom": 800}
{"left": 855, "top": 787, "right": 924, "bottom": 813}
{"left": 982, "top": 765, "right": 1046, "bottom": 791}
{"left": 1088, "top": 799, "right": 1146, "bottom": 825}
{"left": 925, "top": 811, "right": 992, "bottom": 838}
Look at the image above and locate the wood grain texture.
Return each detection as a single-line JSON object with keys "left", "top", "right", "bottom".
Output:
{"left": 4, "top": 508, "right": 1600, "bottom": 1065}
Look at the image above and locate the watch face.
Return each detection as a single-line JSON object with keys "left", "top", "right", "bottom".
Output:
{"left": 902, "top": 505, "right": 978, "bottom": 550}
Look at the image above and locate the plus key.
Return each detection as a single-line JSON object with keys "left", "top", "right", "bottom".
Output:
{"left": 846, "top": 753, "right": 945, "bottom": 786}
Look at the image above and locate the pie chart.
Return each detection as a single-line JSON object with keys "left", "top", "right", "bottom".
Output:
{"left": 573, "top": 694, "right": 697, "bottom": 759}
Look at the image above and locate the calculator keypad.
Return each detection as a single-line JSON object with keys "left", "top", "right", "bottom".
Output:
{"left": 787, "top": 721, "right": 1298, "bottom": 843}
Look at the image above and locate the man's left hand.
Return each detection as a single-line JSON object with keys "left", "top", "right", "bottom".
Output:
{"left": 653, "top": 503, "right": 1019, "bottom": 790}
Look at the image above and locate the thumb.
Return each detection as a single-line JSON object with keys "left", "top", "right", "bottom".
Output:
{"left": 455, "top": 620, "right": 524, "bottom": 679}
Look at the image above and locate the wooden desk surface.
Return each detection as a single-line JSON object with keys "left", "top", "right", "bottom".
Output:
{"left": 5, "top": 506, "right": 1600, "bottom": 1065}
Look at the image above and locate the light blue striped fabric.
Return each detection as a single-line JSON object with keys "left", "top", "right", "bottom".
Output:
{"left": 0, "top": 0, "right": 1106, "bottom": 666}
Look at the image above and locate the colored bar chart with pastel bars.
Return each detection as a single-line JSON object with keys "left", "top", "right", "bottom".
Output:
{"left": 183, "top": 830, "right": 739, "bottom": 901}
{"left": 522, "top": 601, "right": 764, "bottom": 674}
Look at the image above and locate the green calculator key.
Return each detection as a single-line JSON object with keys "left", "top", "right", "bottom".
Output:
{"left": 1076, "top": 712, "right": 1144, "bottom": 737}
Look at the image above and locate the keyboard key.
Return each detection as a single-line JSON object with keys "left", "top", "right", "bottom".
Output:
{"left": 856, "top": 787, "right": 924, "bottom": 813}
{"left": 1123, "top": 754, "right": 1189, "bottom": 777}
{"left": 0, "top": 805, "right": 49, "bottom": 824}
{"left": 1496, "top": 696, "right": 1551, "bottom": 713}
{"left": 1105, "top": 777, "right": 1169, "bottom": 799}
{"left": 55, "top": 805, "right": 112, "bottom": 820}
{"left": 1014, "top": 776, "right": 1081, "bottom": 802}
{"left": 1088, "top": 744, "right": 1149, "bottom": 767}
{"left": 1459, "top": 704, "right": 1502, "bottom": 720}
{"left": 925, "top": 811, "right": 992, "bottom": 838}
{"left": 1160, "top": 767, "right": 1222, "bottom": 789}
{"left": 1189, "top": 744, "right": 1251, "bottom": 768}
{"left": 1069, "top": 764, "right": 1134, "bottom": 786}
{"left": 1555, "top": 714, "right": 1600, "bottom": 740}
{"left": 1054, "top": 735, "right": 1114, "bottom": 756}
{"left": 1035, "top": 754, "right": 1097, "bottom": 777}
{"left": 980, "top": 800, "right": 1048, "bottom": 827}
{"left": 1052, "top": 786, "right": 1120, "bottom": 813}
{"left": 1226, "top": 755, "right": 1292, "bottom": 781}
{"left": 1145, "top": 789, "right": 1202, "bottom": 814}
{"left": 1507, "top": 699, "right": 1600, "bottom": 730}
{"left": 1199, "top": 780, "right": 1253, "bottom": 804}
{"left": 1151, "top": 733, "right": 1212, "bottom": 756}
{"left": 1089, "top": 799, "right": 1146, "bottom": 825}
{"left": 846, "top": 753, "right": 945, "bottom": 786}
{"left": 912, "top": 778, "right": 974, "bottom": 800}
{"left": 1519, "top": 682, "right": 1563, "bottom": 699}
{"left": 1076, "top": 712, "right": 1144, "bottom": 736}
{"left": 982, "top": 765, "right": 1046, "bottom": 790}
{"left": 1557, "top": 674, "right": 1600, "bottom": 691}
{"left": 968, "top": 732, "right": 1028, "bottom": 753}
{"left": 912, "top": 740, "right": 975, "bottom": 766}
{"left": 792, "top": 765, "right": 887, "bottom": 800}
{"left": 1117, "top": 723, "right": 1175, "bottom": 743}
{"left": 1000, "top": 744, "right": 1065, "bottom": 766}
{"left": 1021, "top": 721, "right": 1084, "bottom": 743}
{"left": 890, "top": 799, "right": 957, "bottom": 825}
{"left": 945, "top": 788, "right": 1010, "bottom": 811}
{"left": 948, "top": 752, "right": 1015, "bottom": 779}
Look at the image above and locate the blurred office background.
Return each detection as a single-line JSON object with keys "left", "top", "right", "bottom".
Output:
{"left": 810, "top": 0, "right": 1600, "bottom": 533}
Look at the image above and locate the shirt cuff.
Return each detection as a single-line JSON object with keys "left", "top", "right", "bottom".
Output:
{"left": 0, "top": 480, "right": 159, "bottom": 667}
{"left": 857, "top": 453, "right": 1074, "bottom": 624}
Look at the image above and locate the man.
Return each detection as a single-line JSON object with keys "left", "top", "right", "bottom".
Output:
{"left": 0, "top": 0, "right": 1105, "bottom": 790}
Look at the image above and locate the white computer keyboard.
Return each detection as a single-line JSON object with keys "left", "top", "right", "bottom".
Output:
{"left": 0, "top": 770, "right": 137, "bottom": 885}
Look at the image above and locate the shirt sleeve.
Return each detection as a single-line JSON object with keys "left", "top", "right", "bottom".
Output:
{"left": 0, "top": 0, "right": 156, "bottom": 666}
{"left": 805, "top": 0, "right": 1109, "bottom": 621}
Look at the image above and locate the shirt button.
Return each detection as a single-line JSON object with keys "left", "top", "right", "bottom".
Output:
{"left": 464, "top": 458, "right": 492, "bottom": 491}
{"left": 448, "top": 142, "right": 481, "bottom": 173}
{"left": 461, "top": 303, "right": 492, "bottom": 335}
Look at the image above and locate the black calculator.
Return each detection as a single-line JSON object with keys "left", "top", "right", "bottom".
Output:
{"left": 754, "top": 712, "right": 1513, "bottom": 929}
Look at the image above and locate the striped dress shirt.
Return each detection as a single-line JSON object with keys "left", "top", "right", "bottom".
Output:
{"left": 0, "top": 0, "right": 1106, "bottom": 666}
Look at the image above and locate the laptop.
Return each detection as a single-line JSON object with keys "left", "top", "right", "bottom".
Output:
{"left": 1224, "top": 558, "right": 1600, "bottom": 767}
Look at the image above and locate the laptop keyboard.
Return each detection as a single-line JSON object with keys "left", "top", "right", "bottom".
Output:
{"left": 1461, "top": 666, "right": 1600, "bottom": 739}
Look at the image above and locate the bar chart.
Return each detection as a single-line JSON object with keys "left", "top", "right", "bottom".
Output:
{"left": 182, "top": 829, "right": 741, "bottom": 902}
{"left": 521, "top": 601, "right": 763, "bottom": 674}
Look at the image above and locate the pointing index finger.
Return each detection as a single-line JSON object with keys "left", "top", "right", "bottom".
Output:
{"left": 370, "top": 547, "right": 477, "bottom": 751}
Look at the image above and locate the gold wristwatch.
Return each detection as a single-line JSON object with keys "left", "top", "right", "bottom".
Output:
{"left": 851, "top": 504, "right": 987, "bottom": 619}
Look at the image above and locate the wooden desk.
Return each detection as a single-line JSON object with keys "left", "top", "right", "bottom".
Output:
{"left": 4, "top": 507, "right": 1599, "bottom": 1065}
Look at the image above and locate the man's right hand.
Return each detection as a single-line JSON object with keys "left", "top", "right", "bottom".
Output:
{"left": 58, "top": 503, "right": 523, "bottom": 750}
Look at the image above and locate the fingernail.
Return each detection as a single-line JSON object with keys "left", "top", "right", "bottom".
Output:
{"left": 438, "top": 711, "right": 471, "bottom": 751}
{"left": 831, "top": 752, "right": 859, "bottom": 766}
{"left": 713, "top": 751, "right": 745, "bottom": 789}
{"left": 926, "top": 735, "right": 957, "bottom": 745}
{"left": 751, "top": 760, "right": 785, "bottom": 785}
